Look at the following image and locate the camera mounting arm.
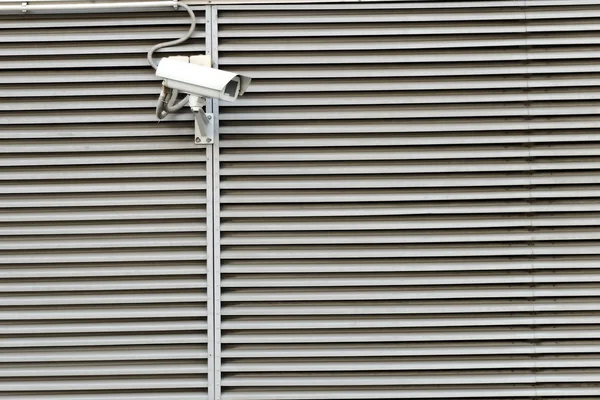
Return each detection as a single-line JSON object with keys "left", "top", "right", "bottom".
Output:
{"left": 189, "top": 95, "right": 214, "bottom": 145}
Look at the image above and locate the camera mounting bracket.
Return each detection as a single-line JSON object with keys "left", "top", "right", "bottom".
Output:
{"left": 189, "top": 95, "right": 214, "bottom": 145}
{"left": 193, "top": 109, "right": 214, "bottom": 145}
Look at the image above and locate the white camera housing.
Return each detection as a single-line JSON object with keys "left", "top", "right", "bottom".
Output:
{"left": 156, "top": 57, "right": 251, "bottom": 102}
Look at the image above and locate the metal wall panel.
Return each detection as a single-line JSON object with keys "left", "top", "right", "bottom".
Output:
{"left": 214, "top": 1, "right": 600, "bottom": 399}
{"left": 0, "top": 7, "right": 211, "bottom": 400}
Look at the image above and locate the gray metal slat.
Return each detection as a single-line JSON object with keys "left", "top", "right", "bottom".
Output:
{"left": 0, "top": 98, "right": 160, "bottom": 111}
{"left": 221, "top": 327, "right": 600, "bottom": 344}
{"left": 0, "top": 234, "right": 207, "bottom": 250}
{"left": 218, "top": 20, "right": 600, "bottom": 37}
{"left": 0, "top": 377, "right": 209, "bottom": 391}
{"left": 0, "top": 249, "right": 208, "bottom": 264}
{"left": 0, "top": 222, "right": 204, "bottom": 235}
{"left": 222, "top": 286, "right": 589, "bottom": 302}
{"left": 219, "top": 229, "right": 600, "bottom": 245}
{"left": 0, "top": 111, "right": 192, "bottom": 125}
{"left": 217, "top": 1, "right": 600, "bottom": 10}
{"left": 220, "top": 358, "right": 600, "bottom": 372}
{"left": 217, "top": 10, "right": 530, "bottom": 24}
{"left": 222, "top": 341, "right": 600, "bottom": 358}
{"left": 0, "top": 180, "right": 206, "bottom": 194}
{"left": 221, "top": 216, "right": 533, "bottom": 231}
{"left": 219, "top": 173, "right": 600, "bottom": 190}
{"left": 218, "top": 118, "right": 600, "bottom": 134}
{"left": 219, "top": 47, "right": 600, "bottom": 65}
{"left": 0, "top": 263, "right": 207, "bottom": 278}
{"left": 231, "top": 62, "right": 600, "bottom": 79}
{"left": 1, "top": 83, "right": 161, "bottom": 97}
{"left": 218, "top": 133, "right": 600, "bottom": 148}
{"left": 246, "top": 76, "right": 600, "bottom": 93}
{"left": 220, "top": 160, "right": 600, "bottom": 175}
{"left": 219, "top": 148, "right": 533, "bottom": 162}
{"left": 220, "top": 103, "right": 600, "bottom": 120}
{"left": 221, "top": 303, "right": 535, "bottom": 316}
{"left": 218, "top": 257, "right": 600, "bottom": 273}
{"left": 220, "top": 387, "right": 537, "bottom": 400}
{"left": 0, "top": 14, "right": 201, "bottom": 29}
{"left": 231, "top": 89, "right": 600, "bottom": 106}
{"left": 0, "top": 165, "right": 205, "bottom": 181}
{"left": 0, "top": 277, "right": 207, "bottom": 292}
{"left": 0, "top": 208, "right": 207, "bottom": 222}
{"left": 220, "top": 245, "right": 532, "bottom": 259}
{"left": 0, "top": 193, "right": 207, "bottom": 208}
{"left": 221, "top": 372, "right": 537, "bottom": 386}
{"left": 0, "top": 28, "right": 205, "bottom": 43}
{"left": 0, "top": 306, "right": 207, "bottom": 321}
{"left": 222, "top": 241, "right": 600, "bottom": 259}
{"left": 0, "top": 41, "right": 202, "bottom": 57}
{"left": 220, "top": 34, "right": 600, "bottom": 52}
{"left": 0, "top": 394, "right": 207, "bottom": 400}
{"left": 0, "top": 69, "right": 154, "bottom": 85}
{"left": 221, "top": 300, "right": 600, "bottom": 316}
{"left": 217, "top": 4, "right": 600, "bottom": 18}
{"left": 0, "top": 363, "right": 209, "bottom": 377}
{"left": 219, "top": 201, "right": 600, "bottom": 217}
{"left": 0, "top": 124, "right": 195, "bottom": 139}
{"left": 218, "top": 36, "right": 530, "bottom": 51}
{"left": 220, "top": 273, "right": 600, "bottom": 288}
{"left": 218, "top": 24, "right": 527, "bottom": 38}
{"left": 0, "top": 153, "right": 204, "bottom": 167}
{"left": 221, "top": 343, "right": 538, "bottom": 358}
{"left": 219, "top": 188, "right": 534, "bottom": 204}
{"left": 0, "top": 57, "right": 160, "bottom": 70}
{"left": 0, "top": 334, "right": 209, "bottom": 348}
{"left": 0, "top": 292, "right": 207, "bottom": 306}
{"left": 221, "top": 215, "right": 600, "bottom": 230}
{"left": 0, "top": 138, "right": 199, "bottom": 153}
{"left": 0, "top": 320, "right": 207, "bottom": 335}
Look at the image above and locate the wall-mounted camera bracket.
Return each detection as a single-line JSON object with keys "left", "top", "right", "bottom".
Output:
{"left": 193, "top": 109, "right": 214, "bottom": 145}
{"left": 189, "top": 95, "right": 213, "bottom": 145}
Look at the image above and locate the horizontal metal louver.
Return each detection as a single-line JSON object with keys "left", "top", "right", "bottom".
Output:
{"left": 215, "top": 1, "right": 600, "bottom": 399}
{"left": 0, "top": 7, "right": 210, "bottom": 400}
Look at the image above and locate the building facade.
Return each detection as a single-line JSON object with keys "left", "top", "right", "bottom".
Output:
{"left": 2, "top": 1, "right": 600, "bottom": 399}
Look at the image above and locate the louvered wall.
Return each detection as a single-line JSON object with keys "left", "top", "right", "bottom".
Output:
{"left": 0, "top": 7, "right": 211, "bottom": 400}
{"left": 214, "top": 1, "right": 600, "bottom": 399}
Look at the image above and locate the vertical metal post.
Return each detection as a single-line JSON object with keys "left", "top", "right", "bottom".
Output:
{"left": 210, "top": 5, "right": 223, "bottom": 399}
{"left": 204, "top": 6, "right": 216, "bottom": 400}
{"left": 209, "top": 5, "right": 223, "bottom": 400}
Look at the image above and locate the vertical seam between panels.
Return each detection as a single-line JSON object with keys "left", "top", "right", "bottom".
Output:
{"left": 210, "top": 6, "right": 222, "bottom": 400}
{"left": 205, "top": 6, "right": 216, "bottom": 400}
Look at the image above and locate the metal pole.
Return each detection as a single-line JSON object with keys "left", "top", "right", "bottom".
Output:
{"left": 0, "top": 1, "right": 178, "bottom": 12}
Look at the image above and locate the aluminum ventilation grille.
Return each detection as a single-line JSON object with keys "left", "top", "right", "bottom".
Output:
{"left": 214, "top": 1, "right": 600, "bottom": 399}
{"left": 0, "top": 6, "right": 211, "bottom": 400}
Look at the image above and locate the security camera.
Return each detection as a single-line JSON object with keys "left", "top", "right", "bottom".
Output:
{"left": 156, "top": 57, "right": 251, "bottom": 102}
{"left": 153, "top": 55, "right": 251, "bottom": 145}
